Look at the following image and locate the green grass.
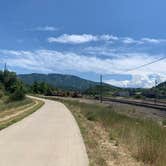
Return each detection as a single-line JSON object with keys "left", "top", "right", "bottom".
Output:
{"left": 0, "top": 98, "right": 33, "bottom": 112}
{"left": 44, "top": 97, "right": 166, "bottom": 166}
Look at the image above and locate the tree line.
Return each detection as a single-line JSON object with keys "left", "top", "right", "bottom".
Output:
{"left": 0, "top": 69, "right": 58, "bottom": 101}
{"left": 29, "top": 81, "right": 56, "bottom": 96}
{"left": 0, "top": 70, "right": 25, "bottom": 101}
{"left": 0, "top": 69, "right": 82, "bottom": 101}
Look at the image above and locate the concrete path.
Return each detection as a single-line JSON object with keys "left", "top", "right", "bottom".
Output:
{"left": 0, "top": 96, "right": 89, "bottom": 166}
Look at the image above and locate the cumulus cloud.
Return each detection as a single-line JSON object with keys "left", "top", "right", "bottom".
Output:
{"left": 48, "top": 34, "right": 98, "bottom": 44}
{"left": 106, "top": 74, "right": 166, "bottom": 88}
{"left": 106, "top": 75, "right": 155, "bottom": 88}
{"left": 47, "top": 33, "right": 166, "bottom": 45}
{"left": 47, "top": 33, "right": 166, "bottom": 46}
{"left": 48, "top": 34, "right": 118, "bottom": 44}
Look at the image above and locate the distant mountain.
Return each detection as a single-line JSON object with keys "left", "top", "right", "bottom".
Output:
{"left": 141, "top": 81, "right": 166, "bottom": 99}
{"left": 18, "top": 73, "right": 111, "bottom": 92}
{"left": 154, "top": 82, "right": 166, "bottom": 98}
{"left": 156, "top": 81, "right": 166, "bottom": 90}
{"left": 84, "top": 83, "right": 121, "bottom": 96}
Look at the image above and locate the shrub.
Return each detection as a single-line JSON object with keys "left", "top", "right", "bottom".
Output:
{"left": 0, "top": 90, "right": 4, "bottom": 99}
{"left": 9, "top": 81, "right": 25, "bottom": 101}
{"left": 9, "top": 89, "right": 25, "bottom": 101}
{"left": 162, "top": 120, "right": 166, "bottom": 126}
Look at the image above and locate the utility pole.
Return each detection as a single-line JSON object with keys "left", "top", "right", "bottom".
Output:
{"left": 100, "top": 74, "right": 103, "bottom": 103}
{"left": 4, "top": 63, "right": 7, "bottom": 72}
{"left": 4, "top": 63, "right": 7, "bottom": 76}
{"left": 154, "top": 79, "right": 158, "bottom": 104}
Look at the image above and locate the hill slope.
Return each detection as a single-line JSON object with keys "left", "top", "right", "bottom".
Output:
{"left": 141, "top": 81, "right": 166, "bottom": 99}
{"left": 18, "top": 73, "right": 102, "bottom": 91}
{"left": 154, "top": 81, "right": 166, "bottom": 98}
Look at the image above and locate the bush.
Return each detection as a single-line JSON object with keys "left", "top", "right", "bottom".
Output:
{"left": 9, "top": 80, "right": 25, "bottom": 101}
{"left": 9, "top": 89, "right": 25, "bottom": 101}
{"left": 0, "top": 90, "right": 4, "bottom": 99}
{"left": 163, "top": 120, "right": 166, "bottom": 126}
{"left": 134, "top": 94, "right": 144, "bottom": 99}
{"left": 0, "top": 70, "right": 26, "bottom": 102}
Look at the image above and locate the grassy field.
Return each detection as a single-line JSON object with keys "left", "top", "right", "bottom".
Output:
{"left": 0, "top": 98, "right": 32, "bottom": 111}
{"left": 44, "top": 96, "right": 166, "bottom": 166}
{"left": 0, "top": 97, "right": 44, "bottom": 130}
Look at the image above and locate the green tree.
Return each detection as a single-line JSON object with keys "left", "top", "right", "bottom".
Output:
{"left": 9, "top": 80, "right": 25, "bottom": 101}
{"left": 31, "top": 81, "right": 40, "bottom": 94}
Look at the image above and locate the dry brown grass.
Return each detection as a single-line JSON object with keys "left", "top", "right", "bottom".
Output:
{"left": 0, "top": 98, "right": 44, "bottom": 130}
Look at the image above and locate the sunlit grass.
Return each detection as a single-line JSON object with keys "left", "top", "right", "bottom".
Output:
{"left": 0, "top": 98, "right": 44, "bottom": 130}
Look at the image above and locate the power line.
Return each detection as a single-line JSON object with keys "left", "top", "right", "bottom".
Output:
{"left": 125, "top": 56, "right": 166, "bottom": 72}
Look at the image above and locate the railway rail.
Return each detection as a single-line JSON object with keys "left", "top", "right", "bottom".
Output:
{"left": 103, "top": 97, "right": 166, "bottom": 111}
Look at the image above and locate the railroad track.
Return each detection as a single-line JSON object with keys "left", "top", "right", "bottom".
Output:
{"left": 103, "top": 98, "right": 166, "bottom": 111}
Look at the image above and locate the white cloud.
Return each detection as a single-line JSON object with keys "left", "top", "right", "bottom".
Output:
{"left": 0, "top": 49, "right": 165, "bottom": 76}
{"left": 120, "top": 37, "right": 166, "bottom": 45}
{"left": 100, "top": 34, "right": 119, "bottom": 41}
{"left": 122, "top": 37, "right": 143, "bottom": 44}
{"left": 1, "top": 49, "right": 166, "bottom": 88}
{"left": 33, "top": 26, "right": 59, "bottom": 32}
{"left": 106, "top": 75, "right": 158, "bottom": 88}
{"left": 47, "top": 33, "right": 166, "bottom": 45}
{"left": 106, "top": 74, "right": 166, "bottom": 88}
{"left": 48, "top": 34, "right": 98, "bottom": 44}
{"left": 141, "top": 38, "right": 162, "bottom": 44}
{"left": 48, "top": 34, "right": 118, "bottom": 44}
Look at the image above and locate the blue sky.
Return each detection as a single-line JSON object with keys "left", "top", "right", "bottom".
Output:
{"left": 1, "top": 0, "right": 166, "bottom": 88}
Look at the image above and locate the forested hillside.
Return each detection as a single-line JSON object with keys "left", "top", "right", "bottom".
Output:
{"left": 19, "top": 73, "right": 101, "bottom": 91}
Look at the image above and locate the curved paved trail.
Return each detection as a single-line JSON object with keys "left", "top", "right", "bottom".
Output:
{"left": 0, "top": 96, "right": 89, "bottom": 166}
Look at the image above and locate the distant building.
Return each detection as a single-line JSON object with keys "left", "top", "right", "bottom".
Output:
{"left": 117, "top": 91, "right": 130, "bottom": 97}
